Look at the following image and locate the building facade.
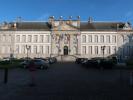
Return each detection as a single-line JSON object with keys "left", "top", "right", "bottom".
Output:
{"left": 0, "top": 16, "right": 133, "bottom": 60}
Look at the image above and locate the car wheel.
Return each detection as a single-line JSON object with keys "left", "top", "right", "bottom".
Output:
{"left": 40, "top": 65, "right": 44, "bottom": 69}
{"left": 23, "top": 65, "right": 26, "bottom": 69}
{"left": 44, "top": 66, "right": 48, "bottom": 70}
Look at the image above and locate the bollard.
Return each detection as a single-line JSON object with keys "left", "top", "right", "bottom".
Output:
{"left": 4, "top": 68, "right": 8, "bottom": 84}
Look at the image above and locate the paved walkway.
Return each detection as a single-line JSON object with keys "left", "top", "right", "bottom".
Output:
{"left": 0, "top": 62, "right": 133, "bottom": 100}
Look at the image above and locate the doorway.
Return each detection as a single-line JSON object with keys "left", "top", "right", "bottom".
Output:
{"left": 64, "top": 46, "right": 68, "bottom": 55}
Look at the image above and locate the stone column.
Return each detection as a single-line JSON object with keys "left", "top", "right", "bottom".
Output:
{"left": 77, "top": 33, "right": 81, "bottom": 55}
{"left": 69, "top": 34, "right": 72, "bottom": 55}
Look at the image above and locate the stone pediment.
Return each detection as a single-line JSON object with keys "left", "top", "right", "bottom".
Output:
{"left": 52, "top": 23, "right": 78, "bottom": 31}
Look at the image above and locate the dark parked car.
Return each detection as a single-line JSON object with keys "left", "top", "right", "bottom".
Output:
{"left": 81, "top": 57, "right": 115, "bottom": 69}
{"left": 75, "top": 58, "right": 88, "bottom": 64}
{"left": 46, "top": 57, "right": 57, "bottom": 64}
{"left": 99, "top": 59, "right": 114, "bottom": 69}
{"left": 84, "top": 59, "right": 99, "bottom": 68}
{"left": 20, "top": 60, "right": 29, "bottom": 68}
{"left": 81, "top": 58, "right": 88, "bottom": 66}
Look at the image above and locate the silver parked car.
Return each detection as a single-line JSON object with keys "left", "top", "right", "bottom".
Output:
{"left": 20, "top": 59, "right": 49, "bottom": 69}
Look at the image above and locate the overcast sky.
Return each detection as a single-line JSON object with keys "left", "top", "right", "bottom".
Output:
{"left": 0, "top": 0, "right": 133, "bottom": 24}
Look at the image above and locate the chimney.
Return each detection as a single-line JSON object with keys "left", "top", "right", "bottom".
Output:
{"left": 59, "top": 16, "right": 63, "bottom": 20}
{"left": 16, "top": 16, "right": 22, "bottom": 22}
{"left": 88, "top": 17, "right": 93, "bottom": 23}
{"left": 69, "top": 16, "right": 72, "bottom": 24}
{"left": 13, "top": 22, "right": 17, "bottom": 29}
{"left": 77, "top": 16, "right": 80, "bottom": 28}
{"left": 49, "top": 16, "right": 55, "bottom": 27}
{"left": 59, "top": 16, "right": 63, "bottom": 25}
{"left": 49, "top": 16, "right": 54, "bottom": 22}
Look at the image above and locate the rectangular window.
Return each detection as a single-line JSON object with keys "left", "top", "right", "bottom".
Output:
{"left": 45, "top": 35, "right": 50, "bottom": 43}
{"left": 88, "top": 35, "right": 92, "bottom": 43}
{"left": 8, "top": 35, "right": 11, "bottom": 42}
{"left": 6, "top": 46, "right": 9, "bottom": 54}
{"left": 40, "top": 46, "right": 43, "bottom": 54}
{"left": 45, "top": 46, "right": 49, "bottom": 54}
{"left": 3, "top": 35, "right": 6, "bottom": 42}
{"left": 95, "top": 46, "right": 98, "bottom": 54}
{"left": 2, "top": 46, "right": 5, "bottom": 54}
{"left": 106, "top": 46, "right": 110, "bottom": 54}
{"left": 16, "top": 45, "right": 19, "bottom": 54}
{"left": 34, "top": 46, "right": 37, "bottom": 54}
{"left": 34, "top": 35, "right": 38, "bottom": 43}
{"left": 94, "top": 35, "right": 98, "bottom": 43}
{"left": 82, "top": 35, "right": 86, "bottom": 43}
{"left": 112, "top": 35, "right": 116, "bottom": 43}
{"left": 88, "top": 46, "right": 92, "bottom": 54}
{"left": 40, "top": 35, "right": 44, "bottom": 43}
{"left": 9, "top": 46, "right": 11, "bottom": 54}
{"left": 112, "top": 46, "right": 116, "bottom": 54}
{"left": 100, "top": 35, "right": 104, "bottom": 43}
{"left": 106, "top": 35, "right": 110, "bottom": 43}
{"left": 82, "top": 46, "right": 86, "bottom": 54}
{"left": 21, "top": 45, "right": 26, "bottom": 54}
{"left": 22, "top": 35, "right": 26, "bottom": 42}
{"left": 73, "top": 35, "right": 77, "bottom": 44}
{"left": 28, "top": 35, "right": 32, "bottom": 42}
{"left": 16, "top": 35, "right": 20, "bottom": 42}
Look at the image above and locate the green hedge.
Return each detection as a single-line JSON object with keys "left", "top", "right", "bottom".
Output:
{"left": 126, "top": 59, "right": 133, "bottom": 66}
{"left": 0, "top": 60, "right": 20, "bottom": 69}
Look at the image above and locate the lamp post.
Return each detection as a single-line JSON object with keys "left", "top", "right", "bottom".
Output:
{"left": 101, "top": 46, "right": 106, "bottom": 59}
{"left": 26, "top": 45, "right": 31, "bottom": 60}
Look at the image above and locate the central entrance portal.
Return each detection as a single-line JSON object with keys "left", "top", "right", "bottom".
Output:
{"left": 64, "top": 46, "right": 68, "bottom": 55}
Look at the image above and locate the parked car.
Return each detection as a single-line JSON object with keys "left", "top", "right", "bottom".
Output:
{"left": 81, "top": 58, "right": 88, "bottom": 66}
{"left": 20, "top": 60, "right": 29, "bottom": 68}
{"left": 20, "top": 59, "right": 49, "bottom": 69}
{"left": 75, "top": 58, "right": 88, "bottom": 64}
{"left": 34, "top": 59, "right": 49, "bottom": 69}
{"left": 99, "top": 59, "right": 114, "bottom": 69}
{"left": 84, "top": 59, "right": 99, "bottom": 68}
{"left": 45, "top": 57, "right": 56, "bottom": 64}
{"left": 2, "top": 57, "right": 10, "bottom": 61}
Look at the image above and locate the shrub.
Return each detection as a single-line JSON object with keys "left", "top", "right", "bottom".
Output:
{"left": 126, "top": 59, "right": 133, "bottom": 66}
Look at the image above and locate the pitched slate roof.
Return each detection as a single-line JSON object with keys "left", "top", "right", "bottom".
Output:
{"left": 80, "top": 21, "right": 125, "bottom": 31}
{"left": 0, "top": 20, "right": 132, "bottom": 31}
{"left": 16, "top": 22, "right": 51, "bottom": 31}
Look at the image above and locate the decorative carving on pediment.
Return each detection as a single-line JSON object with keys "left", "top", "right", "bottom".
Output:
{"left": 123, "top": 22, "right": 132, "bottom": 30}
{"left": 52, "top": 23, "right": 78, "bottom": 31}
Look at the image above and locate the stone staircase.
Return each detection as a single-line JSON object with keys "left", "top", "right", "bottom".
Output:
{"left": 55, "top": 55, "right": 77, "bottom": 62}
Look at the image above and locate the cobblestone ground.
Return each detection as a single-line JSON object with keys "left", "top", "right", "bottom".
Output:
{"left": 0, "top": 62, "right": 133, "bottom": 100}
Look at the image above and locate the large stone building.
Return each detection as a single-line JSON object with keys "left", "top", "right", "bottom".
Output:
{"left": 0, "top": 16, "right": 133, "bottom": 61}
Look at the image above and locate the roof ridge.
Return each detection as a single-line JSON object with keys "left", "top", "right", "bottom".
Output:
{"left": 80, "top": 21, "right": 124, "bottom": 23}
{"left": 16, "top": 21, "right": 48, "bottom": 23}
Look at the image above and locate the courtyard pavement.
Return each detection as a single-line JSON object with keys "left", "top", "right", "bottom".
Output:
{"left": 0, "top": 62, "right": 133, "bottom": 100}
